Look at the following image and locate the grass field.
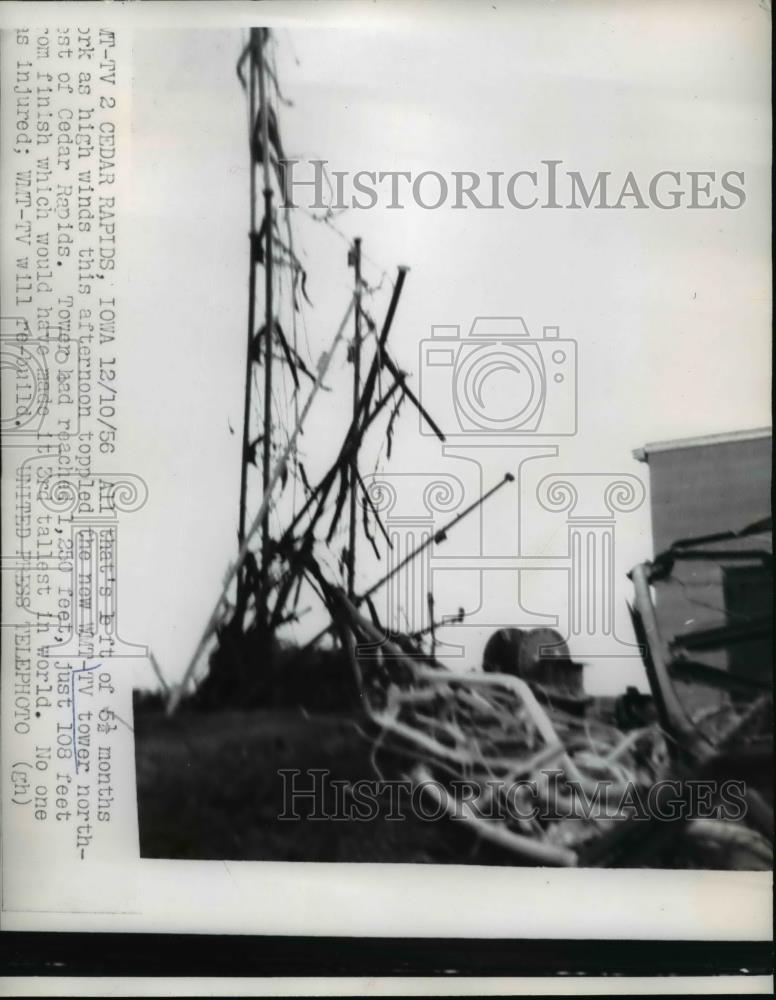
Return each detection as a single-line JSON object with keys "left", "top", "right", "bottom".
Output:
{"left": 134, "top": 704, "right": 478, "bottom": 863}
{"left": 134, "top": 696, "right": 773, "bottom": 868}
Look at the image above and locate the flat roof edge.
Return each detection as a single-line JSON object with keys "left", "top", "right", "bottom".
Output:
{"left": 633, "top": 427, "right": 772, "bottom": 462}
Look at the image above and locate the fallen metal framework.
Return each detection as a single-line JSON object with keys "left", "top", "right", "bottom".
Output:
{"left": 312, "top": 575, "right": 772, "bottom": 868}
{"left": 327, "top": 587, "right": 666, "bottom": 867}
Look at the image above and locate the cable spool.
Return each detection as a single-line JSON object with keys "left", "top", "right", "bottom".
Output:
{"left": 519, "top": 628, "right": 578, "bottom": 689}
{"left": 519, "top": 627, "right": 570, "bottom": 662}
{"left": 482, "top": 627, "right": 525, "bottom": 676}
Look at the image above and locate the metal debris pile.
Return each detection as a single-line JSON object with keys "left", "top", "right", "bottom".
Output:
{"left": 314, "top": 586, "right": 772, "bottom": 869}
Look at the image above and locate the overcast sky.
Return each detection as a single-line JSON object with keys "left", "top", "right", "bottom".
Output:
{"left": 124, "top": 1, "right": 771, "bottom": 694}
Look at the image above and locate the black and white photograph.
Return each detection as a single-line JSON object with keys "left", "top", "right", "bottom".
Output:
{"left": 0, "top": 0, "right": 772, "bottom": 972}
{"left": 128, "top": 11, "right": 772, "bottom": 873}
